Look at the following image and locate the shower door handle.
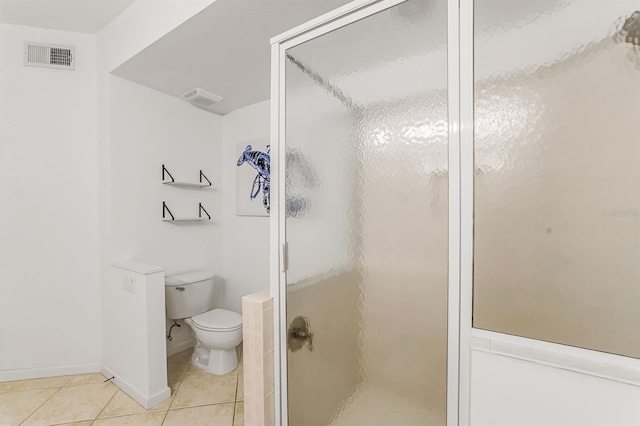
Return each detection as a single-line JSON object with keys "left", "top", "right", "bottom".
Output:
{"left": 288, "top": 316, "right": 314, "bottom": 352}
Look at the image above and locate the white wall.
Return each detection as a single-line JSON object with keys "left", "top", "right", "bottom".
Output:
{"left": 0, "top": 24, "right": 101, "bottom": 377}
{"left": 0, "top": 0, "right": 265, "bottom": 379}
{"left": 220, "top": 100, "right": 270, "bottom": 313}
{"left": 99, "top": 0, "right": 215, "bottom": 73}
{"left": 94, "top": 0, "right": 221, "bottom": 360}
{"left": 471, "top": 351, "right": 640, "bottom": 426}
{"left": 107, "top": 75, "right": 223, "bottom": 355}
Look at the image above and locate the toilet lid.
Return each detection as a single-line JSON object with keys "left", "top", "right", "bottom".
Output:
{"left": 191, "top": 309, "right": 242, "bottom": 331}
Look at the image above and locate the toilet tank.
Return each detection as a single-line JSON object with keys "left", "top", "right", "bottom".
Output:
{"left": 165, "top": 270, "right": 216, "bottom": 320}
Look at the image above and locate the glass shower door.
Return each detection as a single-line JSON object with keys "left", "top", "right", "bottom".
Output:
{"left": 282, "top": 0, "right": 450, "bottom": 424}
{"left": 473, "top": 0, "right": 640, "bottom": 359}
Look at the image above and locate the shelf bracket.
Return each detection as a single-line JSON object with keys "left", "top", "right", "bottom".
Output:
{"left": 162, "top": 165, "right": 175, "bottom": 183}
{"left": 199, "top": 170, "right": 212, "bottom": 186}
{"left": 199, "top": 203, "right": 211, "bottom": 220}
{"left": 163, "top": 201, "right": 175, "bottom": 220}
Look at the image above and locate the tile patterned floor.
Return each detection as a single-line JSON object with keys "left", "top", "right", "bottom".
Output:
{"left": 0, "top": 349, "right": 244, "bottom": 426}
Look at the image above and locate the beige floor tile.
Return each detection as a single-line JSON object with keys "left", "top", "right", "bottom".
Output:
{"left": 0, "top": 387, "right": 58, "bottom": 425}
{"left": 234, "top": 402, "right": 244, "bottom": 426}
{"left": 167, "top": 350, "right": 192, "bottom": 376}
{"left": 185, "top": 357, "right": 242, "bottom": 374}
{"left": 53, "top": 422, "right": 93, "bottom": 426}
{"left": 92, "top": 411, "right": 166, "bottom": 426}
{"left": 162, "top": 373, "right": 183, "bottom": 407}
{"left": 236, "top": 344, "right": 243, "bottom": 362}
{"left": 97, "top": 390, "right": 171, "bottom": 419}
{"left": 169, "top": 348, "right": 193, "bottom": 359}
{"left": 237, "top": 366, "right": 244, "bottom": 401}
{"left": 66, "top": 373, "right": 108, "bottom": 386}
{"left": 185, "top": 362, "right": 205, "bottom": 373}
{"left": 171, "top": 371, "right": 238, "bottom": 409}
{"left": 0, "top": 375, "right": 71, "bottom": 393}
{"left": 22, "top": 382, "right": 118, "bottom": 426}
{"left": 167, "top": 373, "right": 183, "bottom": 392}
{"left": 163, "top": 403, "right": 234, "bottom": 426}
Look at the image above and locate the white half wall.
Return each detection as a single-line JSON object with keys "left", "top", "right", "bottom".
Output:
{"left": 103, "top": 263, "right": 170, "bottom": 408}
{"left": 470, "top": 350, "right": 640, "bottom": 426}
{"left": 0, "top": 24, "right": 101, "bottom": 376}
{"left": 108, "top": 75, "right": 223, "bottom": 355}
{"left": 221, "top": 100, "right": 271, "bottom": 313}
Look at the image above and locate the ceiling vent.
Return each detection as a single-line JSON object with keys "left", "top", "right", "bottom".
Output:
{"left": 183, "top": 88, "right": 223, "bottom": 108}
{"left": 24, "top": 41, "right": 75, "bottom": 70}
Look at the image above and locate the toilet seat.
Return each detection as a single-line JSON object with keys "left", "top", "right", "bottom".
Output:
{"left": 191, "top": 309, "right": 242, "bottom": 332}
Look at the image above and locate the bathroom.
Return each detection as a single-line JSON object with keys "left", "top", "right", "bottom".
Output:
{"left": 0, "top": 0, "right": 289, "bottom": 423}
{"left": 1, "top": 0, "right": 640, "bottom": 425}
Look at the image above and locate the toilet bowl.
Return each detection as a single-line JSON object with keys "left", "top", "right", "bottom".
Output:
{"left": 165, "top": 270, "right": 243, "bottom": 376}
{"left": 184, "top": 309, "right": 243, "bottom": 375}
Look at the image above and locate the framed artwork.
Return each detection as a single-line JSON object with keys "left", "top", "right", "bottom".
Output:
{"left": 236, "top": 138, "right": 270, "bottom": 216}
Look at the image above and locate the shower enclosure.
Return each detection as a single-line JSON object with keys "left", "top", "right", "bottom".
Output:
{"left": 270, "top": 0, "right": 640, "bottom": 425}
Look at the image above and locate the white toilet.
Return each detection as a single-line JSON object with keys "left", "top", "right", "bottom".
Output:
{"left": 165, "top": 270, "right": 242, "bottom": 375}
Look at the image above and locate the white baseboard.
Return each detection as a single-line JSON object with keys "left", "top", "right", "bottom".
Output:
{"left": 167, "top": 338, "right": 195, "bottom": 357}
{"left": 100, "top": 365, "right": 171, "bottom": 409}
{"left": 0, "top": 363, "right": 101, "bottom": 382}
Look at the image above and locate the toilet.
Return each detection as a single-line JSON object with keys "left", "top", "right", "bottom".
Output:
{"left": 165, "top": 270, "right": 242, "bottom": 375}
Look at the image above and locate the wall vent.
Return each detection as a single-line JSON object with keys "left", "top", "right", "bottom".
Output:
{"left": 24, "top": 42, "right": 75, "bottom": 70}
{"left": 182, "top": 88, "right": 223, "bottom": 108}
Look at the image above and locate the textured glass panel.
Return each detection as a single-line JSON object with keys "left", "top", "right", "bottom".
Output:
{"left": 473, "top": 0, "right": 640, "bottom": 358}
{"left": 284, "top": 1, "right": 448, "bottom": 425}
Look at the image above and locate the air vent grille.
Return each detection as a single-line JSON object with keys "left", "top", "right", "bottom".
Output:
{"left": 24, "top": 42, "right": 75, "bottom": 70}
{"left": 182, "top": 88, "right": 223, "bottom": 109}
{"left": 184, "top": 89, "right": 199, "bottom": 99}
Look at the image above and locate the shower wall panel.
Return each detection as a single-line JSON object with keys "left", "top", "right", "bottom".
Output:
{"left": 473, "top": 0, "right": 640, "bottom": 358}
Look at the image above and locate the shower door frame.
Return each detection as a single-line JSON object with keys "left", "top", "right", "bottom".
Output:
{"left": 271, "top": 1, "right": 640, "bottom": 425}
{"left": 269, "top": 0, "right": 474, "bottom": 425}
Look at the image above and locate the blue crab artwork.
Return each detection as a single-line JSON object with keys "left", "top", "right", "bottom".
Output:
{"left": 237, "top": 144, "right": 270, "bottom": 213}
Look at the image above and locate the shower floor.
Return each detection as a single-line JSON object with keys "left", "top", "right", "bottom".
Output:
{"left": 328, "top": 383, "right": 445, "bottom": 426}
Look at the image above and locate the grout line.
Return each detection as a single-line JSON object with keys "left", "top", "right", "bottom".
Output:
{"left": 63, "top": 373, "right": 110, "bottom": 389}
{"left": 163, "top": 402, "right": 238, "bottom": 424}
{"left": 167, "top": 370, "right": 187, "bottom": 410}
{"left": 93, "top": 406, "right": 169, "bottom": 420}
{"left": 93, "top": 385, "right": 119, "bottom": 421}
{"left": 161, "top": 408, "right": 170, "bottom": 425}
{"left": 169, "top": 400, "right": 237, "bottom": 411}
{"left": 0, "top": 376, "right": 75, "bottom": 395}
{"left": 232, "top": 401, "right": 237, "bottom": 426}
{"left": 234, "top": 367, "right": 240, "bottom": 402}
{"left": 89, "top": 409, "right": 169, "bottom": 422}
{"left": 59, "top": 374, "right": 76, "bottom": 388}
{"left": 232, "top": 370, "right": 240, "bottom": 425}
{"left": 18, "top": 384, "right": 65, "bottom": 426}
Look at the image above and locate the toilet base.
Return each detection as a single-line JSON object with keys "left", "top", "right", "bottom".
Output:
{"left": 191, "top": 344, "right": 239, "bottom": 376}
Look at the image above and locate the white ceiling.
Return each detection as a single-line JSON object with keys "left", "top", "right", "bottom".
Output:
{"left": 6, "top": 0, "right": 628, "bottom": 116}
{"left": 110, "top": 0, "right": 578, "bottom": 115}
{"left": 112, "top": 0, "right": 352, "bottom": 115}
{"left": 0, "top": 0, "right": 135, "bottom": 33}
